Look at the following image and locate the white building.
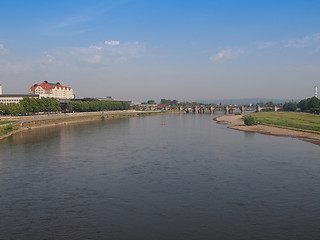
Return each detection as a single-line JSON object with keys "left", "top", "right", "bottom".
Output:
{"left": 0, "top": 84, "right": 39, "bottom": 105}
{"left": 29, "top": 81, "right": 75, "bottom": 99}
{"left": 0, "top": 94, "right": 39, "bottom": 105}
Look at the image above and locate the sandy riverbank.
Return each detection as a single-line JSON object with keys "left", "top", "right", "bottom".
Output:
{"left": 0, "top": 110, "right": 178, "bottom": 140}
{"left": 214, "top": 114, "right": 320, "bottom": 146}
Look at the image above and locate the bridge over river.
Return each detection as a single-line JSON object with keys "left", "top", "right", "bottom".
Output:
{"left": 136, "top": 104, "right": 282, "bottom": 114}
{"left": 183, "top": 105, "right": 282, "bottom": 114}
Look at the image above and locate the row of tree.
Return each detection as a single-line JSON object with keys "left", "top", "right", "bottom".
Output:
{"left": 298, "top": 96, "right": 320, "bottom": 113}
{"left": 0, "top": 98, "right": 130, "bottom": 116}
{"left": 282, "top": 96, "right": 320, "bottom": 113}
{"left": 67, "top": 101, "right": 130, "bottom": 112}
{"left": 154, "top": 99, "right": 207, "bottom": 106}
{"left": 160, "top": 99, "right": 179, "bottom": 106}
{"left": 0, "top": 98, "right": 62, "bottom": 115}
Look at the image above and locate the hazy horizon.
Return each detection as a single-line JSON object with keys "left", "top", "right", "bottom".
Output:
{"left": 1, "top": 0, "right": 319, "bottom": 102}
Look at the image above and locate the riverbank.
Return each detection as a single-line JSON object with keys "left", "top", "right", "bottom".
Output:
{"left": 214, "top": 114, "right": 320, "bottom": 146}
{"left": 0, "top": 110, "right": 182, "bottom": 140}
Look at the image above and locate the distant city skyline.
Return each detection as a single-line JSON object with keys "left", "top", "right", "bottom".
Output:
{"left": 0, "top": 0, "right": 319, "bottom": 102}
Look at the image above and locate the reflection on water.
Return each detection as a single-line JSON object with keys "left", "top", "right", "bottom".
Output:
{"left": 0, "top": 114, "right": 319, "bottom": 240}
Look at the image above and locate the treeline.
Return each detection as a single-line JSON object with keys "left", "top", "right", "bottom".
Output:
{"left": 0, "top": 97, "right": 61, "bottom": 115}
{"left": 67, "top": 101, "right": 130, "bottom": 112}
{"left": 282, "top": 96, "right": 320, "bottom": 113}
{"left": 298, "top": 96, "right": 320, "bottom": 113}
{"left": 160, "top": 99, "right": 179, "bottom": 106}
{"left": 0, "top": 98, "right": 130, "bottom": 116}
{"left": 159, "top": 99, "right": 208, "bottom": 106}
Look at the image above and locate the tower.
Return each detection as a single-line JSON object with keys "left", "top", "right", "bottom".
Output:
{"left": 0, "top": 84, "right": 2, "bottom": 95}
{"left": 315, "top": 86, "right": 318, "bottom": 98}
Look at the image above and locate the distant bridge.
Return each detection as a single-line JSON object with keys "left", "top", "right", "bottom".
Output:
{"left": 183, "top": 105, "right": 282, "bottom": 114}
{"left": 136, "top": 104, "right": 282, "bottom": 114}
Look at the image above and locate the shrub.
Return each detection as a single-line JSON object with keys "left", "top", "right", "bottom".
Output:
{"left": 243, "top": 115, "right": 258, "bottom": 126}
{"left": 5, "top": 124, "right": 13, "bottom": 131}
{"left": 0, "top": 124, "right": 15, "bottom": 136}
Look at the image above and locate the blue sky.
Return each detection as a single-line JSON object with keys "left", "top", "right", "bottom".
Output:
{"left": 0, "top": 0, "right": 320, "bottom": 101}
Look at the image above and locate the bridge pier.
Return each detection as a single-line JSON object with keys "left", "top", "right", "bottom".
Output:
{"left": 256, "top": 105, "right": 262, "bottom": 112}
{"left": 241, "top": 106, "right": 245, "bottom": 115}
{"left": 193, "top": 106, "right": 198, "bottom": 114}
{"left": 225, "top": 106, "right": 233, "bottom": 114}
{"left": 225, "top": 106, "right": 229, "bottom": 114}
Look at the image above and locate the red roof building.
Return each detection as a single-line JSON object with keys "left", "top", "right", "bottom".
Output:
{"left": 29, "top": 81, "right": 74, "bottom": 99}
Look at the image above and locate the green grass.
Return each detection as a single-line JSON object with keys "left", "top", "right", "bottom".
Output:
{"left": 0, "top": 124, "right": 18, "bottom": 136}
{"left": 250, "top": 112, "right": 320, "bottom": 133}
{"left": 0, "top": 121, "right": 15, "bottom": 125}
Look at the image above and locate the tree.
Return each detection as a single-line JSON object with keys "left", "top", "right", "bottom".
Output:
{"left": 308, "top": 97, "right": 320, "bottom": 109}
{"left": 243, "top": 115, "right": 258, "bottom": 125}
{"left": 298, "top": 97, "right": 320, "bottom": 112}
{"left": 298, "top": 99, "right": 308, "bottom": 111}
{"left": 147, "top": 100, "right": 156, "bottom": 104}
{"left": 265, "top": 101, "right": 274, "bottom": 106}
{"left": 283, "top": 102, "right": 297, "bottom": 112}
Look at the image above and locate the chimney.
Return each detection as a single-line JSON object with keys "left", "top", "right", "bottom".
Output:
{"left": 0, "top": 84, "right": 2, "bottom": 95}
{"left": 315, "top": 86, "right": 318, "bottom": 98}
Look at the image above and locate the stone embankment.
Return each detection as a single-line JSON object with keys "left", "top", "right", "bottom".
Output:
{"left": 214, "top": 114, "right": 320, "bottom": 146}
{"left": 0, "top": 110, "right": 169, "bottom": 140}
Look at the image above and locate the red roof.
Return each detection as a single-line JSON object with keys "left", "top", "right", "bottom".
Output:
{"left": 30, "top": 81, "right": 72, "bottom": 91}
{"left": 158, "top": 104, "right": 166, "bottom": 107}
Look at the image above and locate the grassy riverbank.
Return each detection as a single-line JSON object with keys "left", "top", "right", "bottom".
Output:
{"left": 215, "top": 114, "right": 320, "bottom": 145}
{"left": 0, "top": 121, "right": 15, "bottom": 125}
{"left": 0, "top": 124, "right": 18, "bottom": 136}
{"left": 250, "top": 112, "right": 320, "bottom": 134}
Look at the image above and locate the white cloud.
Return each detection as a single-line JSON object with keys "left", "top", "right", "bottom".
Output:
{"left": 89, "top": 45, "right": 103, "bottom": 50}
{"left": 285, "top": 33, "right": 320, "bottom": 48}
{"left": 44, "top": 41, "right": 145, "bottom": 66}
{"left": 104, "top": 40, "right": 120, "bottom": 46}
{"left": 45, "top": 53, "right": 55, "bottom": 63}
{"left": 0, "top": 44, "right": 8, "bottom": 55}
{"left": 258, "top": 41, "right": 281, "bottom": 49}
{"left": 210, "top": 48, "right": 245, "bottom": 63}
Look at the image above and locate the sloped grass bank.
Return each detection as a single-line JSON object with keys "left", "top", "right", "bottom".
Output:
{"left": 0, "top": 124, "right": 18, "bottom": 136}
{"left": 0, "top": 121, "right": 16, "bottom": 125}
{"left": 251, "top": 112, "right": 320, "bottom": 134}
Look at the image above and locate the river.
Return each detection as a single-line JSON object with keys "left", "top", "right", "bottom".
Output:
{"left": 0, "top": 113, "right": 319, "bottom": 240}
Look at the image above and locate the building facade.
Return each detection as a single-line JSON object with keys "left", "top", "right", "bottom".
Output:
{"left": 0, "top": 94, "right": 39, "bottom": 105}
{"left": 0, "top": 84, "right": 40, "bottom": 105}
{"left": 29, "top": 81, "right": 75, "bottom": 99}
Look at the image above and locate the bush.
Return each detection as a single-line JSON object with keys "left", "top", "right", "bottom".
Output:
{"left": 0, "top": 124, "right": 15, "bottom": 136}
{"left": 243, "top": 115, "right": 258, "bottom": 126}
{"left": 5, "top": 124, "right": 13, "bottom": 131}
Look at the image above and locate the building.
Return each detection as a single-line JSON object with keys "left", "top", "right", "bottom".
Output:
{"left": 0, "top": 84, "right": 39, "bottom": 105}
{"left": 29, "top": 81, "right": 75, "bottom": 99}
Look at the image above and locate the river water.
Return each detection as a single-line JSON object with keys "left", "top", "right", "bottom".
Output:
{"left": 0, "top": 113, "right": 319, "bottom": 240}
